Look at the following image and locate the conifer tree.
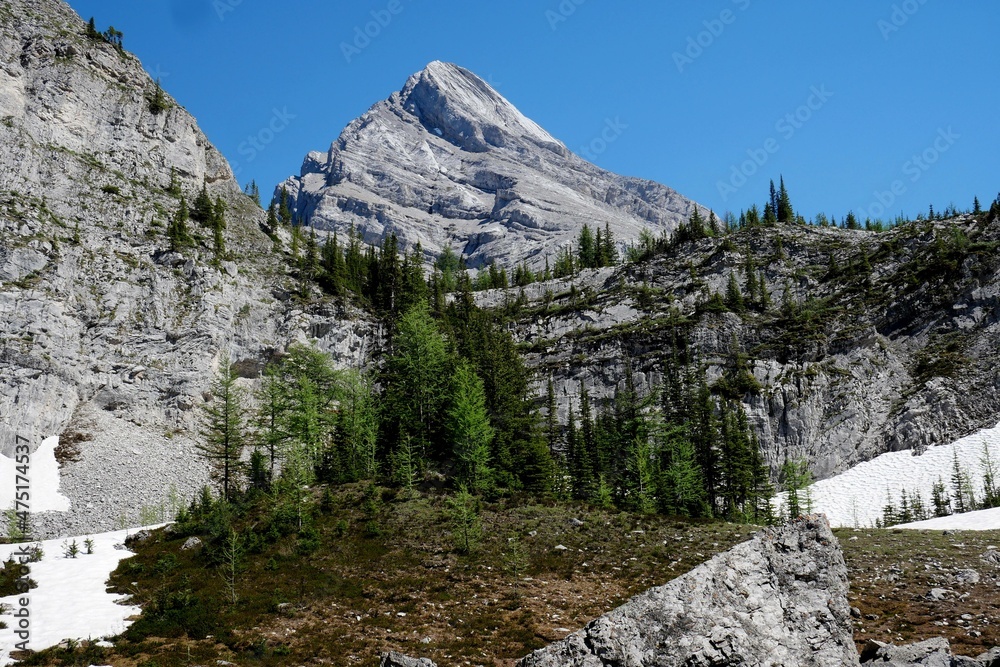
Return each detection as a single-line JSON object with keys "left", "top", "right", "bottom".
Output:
{"left": 578, "top": 223, "right": 597, "bottom": 269}
{"left": 566, "top": 402, "right": 591, "bottom": 500}
{"left": 290, "top": 224, "right": 301, "bottom": 263}
{"left": 691, "top": 378, "right": 720, "bottom": 513}
{"left": 545, "top": 378, "right": 559, "bottom": 455}
{"left": 148, "top": 78, "right": 167, "bottom": 115}
{"left": 192, "top": 181, "right": 213, "bottom": 225}
{"left": 447, "top": 361, "right": 494, "bottom": 494}
{"left": 601, "top": 221, "right": 618, "bottom": 266}
{"left": 654, "top": 422, "right": 708, "bottom": 518}
{"left": 981, "top": 443, "right": 1000, "bottom": 509}
{"left": 725, "top": 273, "right": 745, "bottom": 313}
{"left": 383, "top": 304, "right": 453, "bottom": 463}
{"left": 336, "top": 369, "right": 379, "bottom": 481}
{"left": 688, "top": 208, "right": 706, "bottom": 240}
{"left": 777, "top": 176, "right": 794, "bottom": 223}
{"left": 320, "top": 231, "right": 346, "bottom": 295}
{"left": 255, "top": 371, "right": 287, "bottom": 479}
{"left": 167, "top": 197, "right": 193, "bottom": 252}
{"left": 278, "top": 187, "right": 293, "bottom": 226}
{"left": 167, "top": 166, "right": 181, "bottom": 196}
{"left": 448, "top": 486, "right": 482, "bottom": 554}
{"left": 198, "top": 356, "right": 247, "bottom": 500}
{"left": 211, "top": 197, "right": 226, "bottom": 262}
{"left": 763, "top": 202, "right": 777, "bottom": 226}
{"left": 951, "top": 450, "right": 972, "bottom": 513}
{"left": 782, "top": 458, "right": 813, "bottom": 519}
{"left": 931, "top": 477, "right": 951, "bottom": 517}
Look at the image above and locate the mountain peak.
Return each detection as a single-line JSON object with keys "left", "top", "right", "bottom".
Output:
{"left": 278, "top": 62, "right": 711, "bottom": 271}
{"left": 397, "top": 61, "right": 564, "bottom": 154}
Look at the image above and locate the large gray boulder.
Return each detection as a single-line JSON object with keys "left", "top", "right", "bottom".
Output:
{"left": 517, "top": 515, "right": 859, "bottom": 667}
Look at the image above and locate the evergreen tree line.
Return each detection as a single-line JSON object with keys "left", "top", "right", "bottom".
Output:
{"left": 627, "top": 180, "right": 1000, "bottom": 265}
{"left": 544, "top": 348, "right": 776, "bottom": 524}
{"left": 167, "top": 181, "right": 228, "bottom": 263}
{"left": 267, "top": 183, "right": 622, "bottom": 300}
{"left": 198, "top": 295, "right": 555, "bottom": 504}
{"left": 876, "top": 446, "right": 1000, "bottom": 528}
{"left": 85, "top": 17, "right": 124, "bottom": 51}
{"left": 199, "top": 298, "right": 786, "bottom": 525}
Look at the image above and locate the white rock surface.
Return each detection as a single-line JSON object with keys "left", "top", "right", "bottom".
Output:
{"left": 278, "top": 61, "right": 712, "bottom": 271}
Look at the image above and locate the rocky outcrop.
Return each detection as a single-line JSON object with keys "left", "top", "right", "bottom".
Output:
{"left": 0, "top": 0, "right": 376, "bottom": 537}
{"left": 482, "top": 215, "right": 1000, "bottom": 481}
{"left": 277, "top": 61, "right": 711, "bottom": 271}
{"left": 518, "top": 515, "right": 858, "bottom": 667}
{"left": 860, "top": 638, "right": 998, "bottom": 666}
{"left": 379, "top": 652, "right": 437, "bottom": 667}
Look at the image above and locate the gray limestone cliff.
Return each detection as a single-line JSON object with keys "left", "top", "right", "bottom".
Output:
{"left": 0, "top": 0, "right": 376, "bottom": 536}
{"left": 476, "top": 216, "right": 1000, "bottom": 482}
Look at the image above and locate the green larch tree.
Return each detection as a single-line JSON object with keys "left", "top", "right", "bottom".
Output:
{"left": 197, "top": 356, "right": 247, "bottom": 500}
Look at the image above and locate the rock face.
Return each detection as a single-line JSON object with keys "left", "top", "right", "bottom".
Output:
{"left": 277, "top": 61, "right": 711, "bottom": 271}
{"left": 859, "top": 637, "right": 995, "bottom": 666}
{"left": 0, "top": 0, "right": 376, "bottom": 537}
{"left": 482, "top": 215, "right": 1000, "bottom": 482}
{"left": 518, "top": 515, "right": 858, "bottom": 667}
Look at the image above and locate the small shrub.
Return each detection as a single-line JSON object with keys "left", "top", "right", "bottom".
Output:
{"left": 62, "top": 539, "right": 80, "bottom": 559}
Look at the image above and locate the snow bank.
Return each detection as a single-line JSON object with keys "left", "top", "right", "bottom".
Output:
{"left": 0, "top": 526, "right": 160, "bottom": 665}
{"left": 0, "top": 437, "right": 71, "bottom": 515}
{"left": 895, "top": 505, "right": 1000, "bottom": 531}
{"left": 776, "top": 421, "right": 1000, "bottom": 528}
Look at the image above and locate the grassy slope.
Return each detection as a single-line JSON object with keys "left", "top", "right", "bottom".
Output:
{"left": 9, "top": 485, "right": 1000, "bottom": 666}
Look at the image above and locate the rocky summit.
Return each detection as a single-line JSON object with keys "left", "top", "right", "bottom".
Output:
{"left": 277, "top": 60, "right": 711, "bottom": 270}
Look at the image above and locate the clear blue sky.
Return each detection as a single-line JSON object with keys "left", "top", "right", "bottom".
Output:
{"left": 65, "top": 0, "right": 999, "bottom": 222}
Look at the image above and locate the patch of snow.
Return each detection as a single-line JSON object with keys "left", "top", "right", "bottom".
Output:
{"left": 776, "top": 421, "right": 1000, "bottom": 528}
{"left": 0, "top": 525, "right": 164, "bottom": 665}
{"left": 433, "top": 127, "right": 443, "bottom": 136}
{"left": 895, "top": 506, "right": 1000, "bottom": 531}
{"left": 0, "top": 437, "right": 71, "bottom": 514}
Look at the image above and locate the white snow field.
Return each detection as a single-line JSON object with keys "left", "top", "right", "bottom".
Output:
{"left": 0, "top": 436, "right": 71, "bottom": 513}
{"left": 894, "top": 505, "right": 1000, "bottom": 530}
{"left": 0, "top": 527, "right": 158, "bottom": 665}
{"left": 776, "top": 421, "right": 1000, "bottom": 528}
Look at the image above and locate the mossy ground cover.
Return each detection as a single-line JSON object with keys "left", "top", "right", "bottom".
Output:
{"left": 11, "top": 488, "right": 1000, "bottom": 667}
{"left": 837, "top": 527, "right": 1000, "bottom": 658}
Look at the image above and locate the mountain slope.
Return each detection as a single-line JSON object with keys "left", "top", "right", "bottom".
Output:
{"left": 277, "top": 61, "right": 710, "bottom": 270}
{"left": 0, "top": 0, "right": 376, "bottom": 537}
{"left": 476, "top": 213, "right": 1000, "bottom": 481}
